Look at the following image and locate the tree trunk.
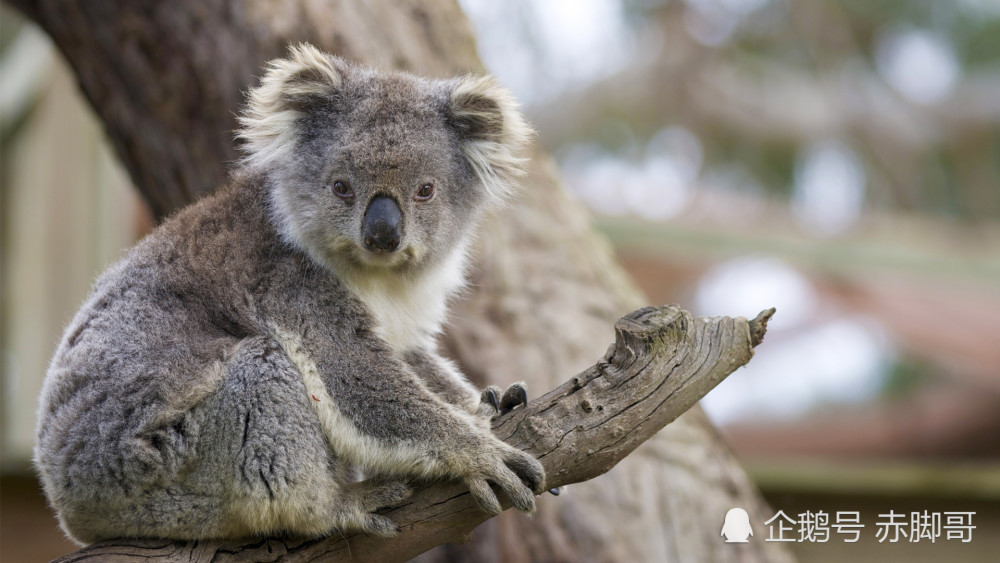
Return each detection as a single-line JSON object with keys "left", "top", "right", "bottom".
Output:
{"left": 10, "top": 1, "right": 792, "bottom": 561}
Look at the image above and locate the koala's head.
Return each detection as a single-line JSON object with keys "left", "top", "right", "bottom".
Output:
{"left": 237, "top": 44, "right": 531, "bottom": 275}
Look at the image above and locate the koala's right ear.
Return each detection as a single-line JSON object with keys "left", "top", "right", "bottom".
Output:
{"left": 237, "top": 43, "right": 345, "bottom": 170}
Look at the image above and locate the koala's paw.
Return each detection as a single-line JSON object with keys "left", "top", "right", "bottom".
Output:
{"left": 334, "top": 479, "right": 413, "bottom": 537}
{"left": 478, "top": 382, "right": 529, "bottom": 420}
{"left": 339, "top": 512, "right": 403, "bottom": 538}
{"left": 357, "top": 479, "right": 414, "bottom": 512}
{"left": 459, "top": 439, "right": 546, "bottom": 516}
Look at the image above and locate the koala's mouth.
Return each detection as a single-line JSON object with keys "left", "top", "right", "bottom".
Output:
{"left": 354, "top": 242, "right": 418, "bottom": 269}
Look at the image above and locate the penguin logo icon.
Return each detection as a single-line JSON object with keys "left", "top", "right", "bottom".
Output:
{"left": 721, "top": 508, "right": 753, "bottom": 543}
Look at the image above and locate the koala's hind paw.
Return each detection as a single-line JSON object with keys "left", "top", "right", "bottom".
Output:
{"left": 333, "top": 479, "right": 412, "bottom": 537}
{"left": 478, "top": 382, "right": 528, "bottom": 419}
{"left": 352, "top": 513, "right": 403, "bottom": 537}
{"left": 356, "top": 479, "right": 413, "bottom": 512}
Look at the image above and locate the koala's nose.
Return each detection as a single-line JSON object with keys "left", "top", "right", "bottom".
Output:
{"left": 362, "top": 196, "right": 402, "bottom": 253}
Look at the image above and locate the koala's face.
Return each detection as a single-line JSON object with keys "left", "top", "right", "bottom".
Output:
{"left": 239, "top": 46, "right": 530, "bottom": 274}
{"left": 279, "top": 77, "right": 481, "bottom": 271}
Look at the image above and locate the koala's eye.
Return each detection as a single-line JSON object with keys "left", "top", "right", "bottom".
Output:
{"left": 414, "top": 183, "right": 435, "bottom": 202}
{"left": 330, "top": 179, "right": 354, "bottom": 200}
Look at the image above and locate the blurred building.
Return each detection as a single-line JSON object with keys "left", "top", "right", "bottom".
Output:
{"left": 1, "top": 16, "right": 150, "bottom": 561}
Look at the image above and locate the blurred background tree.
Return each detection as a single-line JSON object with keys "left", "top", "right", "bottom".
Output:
{"left": 461, "top": 1, "right": 1000, "bottom": 560}
{"left": 461, "top": 0, "right": 1000, "bottom": 447}
{"left": 471, "top": 0, "right": 1000, "bottom": 222}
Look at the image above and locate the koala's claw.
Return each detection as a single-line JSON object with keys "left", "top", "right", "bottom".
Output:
{"left": 466, "top": 471, "right": 535, "bottom": 515}
{"left": 479, "top": 382, "right": 528, "bottom": 419}
{"left": 505, "top": 450, "right": 546, "bottom": 495}
{"left": 467, "top": 477, "right": 503, "bottom": 515}
{"left": 481, "top": 386, "right": 501, "bottom": 412}
{"left": 499, "top": 383, "right": 527, "bottom": 415}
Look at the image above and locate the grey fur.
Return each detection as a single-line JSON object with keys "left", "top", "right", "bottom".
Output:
{"left": 34, "top": 44, "right": 543, "bottom": 545}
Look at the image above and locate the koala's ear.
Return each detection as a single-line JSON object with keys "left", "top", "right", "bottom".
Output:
{"left": 447, "top": 76, "right": 533, "bottom": 201}
{"left": 238, "top": 43, "right": 345, "bottom": 170}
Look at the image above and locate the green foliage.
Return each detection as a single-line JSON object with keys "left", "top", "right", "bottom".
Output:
{"left": 880, "top": 357, "right": 936, "bottom": 400}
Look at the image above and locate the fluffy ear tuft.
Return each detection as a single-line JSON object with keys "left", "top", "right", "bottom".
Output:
{"left": 237, "top": 43, "right": 344, "bottom": 170}
{"left": 448, "top": 76, "right": 533, "bottom": 202}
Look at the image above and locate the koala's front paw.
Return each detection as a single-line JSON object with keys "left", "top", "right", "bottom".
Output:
{"left": 478, "top": 382, "right": 529, "bottom": 419}
{"left": 458, "top": 439, "right": 546, "bottom": 516}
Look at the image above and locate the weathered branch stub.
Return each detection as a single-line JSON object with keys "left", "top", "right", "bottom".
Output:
{"left": 54, "top": 304, "right": 772, "bottom": 562}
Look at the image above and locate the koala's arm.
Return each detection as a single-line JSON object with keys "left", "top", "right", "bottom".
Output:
{"left": 266, "top": 310, "right": 544, "bottom": 515}
{"left": 402, "top": 349, "right": 479, "bottom": 412}
{"left": 403, "top": 349, "right": 531, "bottom": 424}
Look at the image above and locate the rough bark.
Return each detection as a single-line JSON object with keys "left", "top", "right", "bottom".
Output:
{"left": 54, "top": 306, "right": 775, "bottom": 562}
{"left": 10, "top": 1, "right": 793, "bottom": 561}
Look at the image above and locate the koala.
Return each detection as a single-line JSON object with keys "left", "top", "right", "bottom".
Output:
{"left": 34, "top": 43, "right": 545, "bottom": 545}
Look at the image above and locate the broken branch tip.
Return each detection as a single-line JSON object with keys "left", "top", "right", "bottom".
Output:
{"left": 749, "top": 307, "right": 776, "bottom": 347}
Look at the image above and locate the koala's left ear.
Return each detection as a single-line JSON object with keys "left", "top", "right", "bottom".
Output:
{"left": 447, "top": 76, "right": 533, "bottom": 201}
{"left": 238, "top": 43, "right": 345, "bottom": 170}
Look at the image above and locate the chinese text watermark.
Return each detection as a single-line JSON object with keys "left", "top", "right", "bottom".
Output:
{"left": 726, "top": 509, "right": 976, "bottom": 544}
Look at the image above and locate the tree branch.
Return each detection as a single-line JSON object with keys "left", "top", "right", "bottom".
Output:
{"left": 55, "top": 305, "right": 773, "bottom": 562}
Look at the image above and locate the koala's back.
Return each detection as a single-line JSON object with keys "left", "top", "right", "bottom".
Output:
{"left": 34, "top": 175, "right": 340, "bottom": 542}
{"left": 40, "top": 178, "right": 264, "bottom": 418}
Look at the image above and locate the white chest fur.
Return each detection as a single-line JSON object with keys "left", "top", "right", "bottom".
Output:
{"left": 341, "top": 249, "right": 468, "bottom": 352}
